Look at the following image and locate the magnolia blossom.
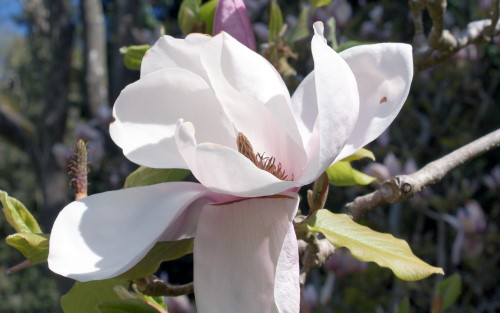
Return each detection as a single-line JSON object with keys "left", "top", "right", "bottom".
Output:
{"left": 48, "top": 22, "right": 413, "bottom": 313}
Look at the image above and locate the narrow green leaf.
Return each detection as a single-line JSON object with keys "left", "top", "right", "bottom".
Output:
{"left": 395, "top": 297, "right": 410, "bottom": 313}
{"left": 5, "top": 233, "right": 49, "bottom": 263}
{"left": 119, "top": 45, "right": 150, "bottom": 71}
{"left": 97, "top": 299, "right": 160, "bottom": 313}
{"left": 287, "top": 6, "right": 310, "bottom": 43}
{"left": 326, "top": 161, "right": 376, "bottom": 186}
{"left": 326, "top": 17, "right": 338, "bottom": 50}
{"left": 178, "top": 0, "right": 202, "bottom": 35}
{"left": 61, "top": 279, "right": 128, "bottom": 313}
{"left": 342, "top": 148, "right": 375, "bottom": 162}
{"left": 433, "top": 274, "right": 461, "bottom": 313}
{"left": 199, "top": 0, "right": 218, "bottom": 34}
{"left": 301, "top": 209, "right": 444, "bottom": 281}
{"left": 309, "top": 0, "right": 334, "bottom": 8}
{"left": 269, "top": 0, "right": 283, "bottom": 43}
{"left": 0, "top": 190, "right": 42, "bottom": 233}
{"left": 123, "top": 167, "right": 190, "bottom": 189}
{"left": 116, "top": 239, "right": 194, "bottom": 280}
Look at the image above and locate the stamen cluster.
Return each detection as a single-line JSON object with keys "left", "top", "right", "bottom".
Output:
{"left": 236, "top": 132, "right": 293, "bottom": 181}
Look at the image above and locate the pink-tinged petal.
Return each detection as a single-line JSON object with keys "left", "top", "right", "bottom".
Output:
{"left": 213, "top": 0, "right": 257, "bottom": 51}
{"left": 275, "top": 223, "right": 300, "bottom": 312}
{"left": 194, "top": 193, "right": 299, "bottom": 313}
{"left": 175, "top": 121, "right": 298, "bottom": 197}
{"left": 110, "top": 68, "right": 235, "bottom": 169}
{"left": 141, "top": 33, "right": 211, "bottom": 79}
{"left": 298, "top": 22, "right": 359, "bottom": 184}
{"left": 48, "top": 182, "right": 207, "bottom": 281}
{"left": 200, "top": 33, "right": 306, "bottom": 175}
{"left": 335, "top": 43, "right": 413, "bottom": 161}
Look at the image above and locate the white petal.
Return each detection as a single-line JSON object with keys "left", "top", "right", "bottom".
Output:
{"left": 48, "top": 182, "right": 207, "bottom": 281}
{"left": 335, "top": 43, "right": 413, "bottom": 161}
{"left": 299, "top": 22, "right": 359, "bottom": 184}
{"left": 194, "top": 193, "right": 299, "bottom": 313}
{"left": 200, "top": 33, "right": 307, "bottom": 175}
{"left": 291, "top": 73, "right": 317, "bottom": 145}
{"left": 110, "top": 68, "right": 235, "bottom": 168}
{"left": 175, "top": 121, "right": 298, "bottom": 197}
{"left": 141, "top": 33, "right": 211, "bottom": 80}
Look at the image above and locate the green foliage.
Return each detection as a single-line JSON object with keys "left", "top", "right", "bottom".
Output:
{"left": 123, "top": 167, "right": 190, "bottom": 189}
{"left": 395, "top": 297, "right": 410, "bottom": 313}
{"left": 309, "top": 0, "right": 335, "bottom": 8}
{"left": 199, "top": 0, "right": 218, "bottom": 34}
{"left": 342, "top": 148, "right": 376, "bottom": 162}
{"left": 116, "top": 239, "right": 194, "bottom": 280}
{"left": 61, "top": 279, "right": 128, "bottom": 313}
{"left": 0, "top": 190, "right": 42, "bottom": 233}
{"left": 96, "top": 299, "right": 161, "bottom": 313}
{"left": 298, "top": 209, "right": 444, "bottom": 281}
{"left": 326, "top": 161, "right": 376, "bottom": 186}
{"left": 327, "top": 149, "right": 376, "bottom": 186}
{"left": 5, "top": 233, "right": 48, "bottom": 263}
{"left": 287, "top": 5, "right": 311, "bottom": 43}
{"left": 431, "top": 274, "right": 462, "bottom": 313}
{"left": 119, "top": 45, "right": 150, "bottom": 71}
{"left": 269, "top": 0, "right": 284, "bottom": 43}
{"left": 178, "top": 0, "right": 202, "bottom": 35}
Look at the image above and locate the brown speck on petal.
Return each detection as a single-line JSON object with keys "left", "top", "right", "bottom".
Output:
{"left": 109, "top": 116, "right": 116, "bottom": 126}
{"left": 380, "top": 96, "right": 388, "bottom": 104}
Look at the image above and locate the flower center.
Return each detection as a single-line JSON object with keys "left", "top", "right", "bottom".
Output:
{"left": 236, "top": 132, "right": 293, "bottom": 181}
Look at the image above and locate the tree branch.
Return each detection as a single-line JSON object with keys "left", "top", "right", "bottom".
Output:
{"left": 411, "top": 0, "right": 500, "bottom": 70}
{"left": 346, "top": 128, "right": 500, "bottom": 220}
{"left": 0, "top": 101, "right": 35, "bottom": 150}
{"left": 134, "top": 275, "right": 194, "bottom": 297}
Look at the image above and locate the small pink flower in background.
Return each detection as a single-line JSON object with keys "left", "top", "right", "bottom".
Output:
{"left": 48, "top": 22, "right": 413, "bottom": 313}
{"left": 213, "top": 0, "right": 257, "bottom": 51}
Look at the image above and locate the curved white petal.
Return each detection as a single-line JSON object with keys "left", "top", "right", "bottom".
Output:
{"left": 175, "top": 121, "right": 298, "bottom": 197}
{"left": 110, "top": 68, "right": 235, "bottom": 169}
{"left": 141, "top": 33, "right": 211, "bottom": 80}
{"left": 335, "top": 43, "right": 413, "bottom": 161}
{"left": 200, "top": 33, "right": 307, "bottom": 174}
{"left": 291, "top": 72, "right": 317, "bottom": 145}
{"left": 299, "top": 22, "right": 359, "bottom": 184}
{"left": 48, "top": 182, "right": 207, "bottom": 281}
{"left": 194, "top": 193, "right": 299, "bottom": 313}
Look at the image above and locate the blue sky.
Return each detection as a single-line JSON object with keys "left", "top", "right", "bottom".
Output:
{"left": 0, "top": 0, "right": 28, "bottom": 39}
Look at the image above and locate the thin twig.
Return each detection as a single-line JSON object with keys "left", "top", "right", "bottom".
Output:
{"left": 134, "top": 275, "right": 194, "bottom": 297}
{"left": 346, "top": 128, "right": 500, "bottom": 220}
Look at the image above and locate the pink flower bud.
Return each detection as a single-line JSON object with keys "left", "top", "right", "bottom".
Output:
{"left": 213, "top": 0, "right": 257, "bottom": 51}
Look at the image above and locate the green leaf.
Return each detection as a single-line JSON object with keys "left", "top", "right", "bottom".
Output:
{"left": 309, "top": 0, "right": 334, "bottom": 8}
{"left": 342, "top": 148, "right": 375, "bottom": 162}
{"left": 178, "top": 0, "right": 202, "bottom": 35}
{"left": 432, "top": 274, "right": 461, "bottom": 313}
{"left": 123, "top": 167, "right": 190, "bottom": 189}
{"left": 326, "top": 17, "right": 338, "bottom": 50}
{"left": 199, "top": 0, "right": 218, "bottom": 34}
{"left": 300, "top": 209, "right": 444, "bottom": 281}
{"left": 395, "top": 297, "right": 410, "bottom": 313}
{"left": 326, "top": 161, "right": 376, "bottom": 186}
{"left": 119, "top": 45, "right": 150, "bottom": 71}
{"left": 61, "top": 279, "right": 128, "bottom": 313}
{"left": 5, "top": 233, "right": 49, "bottom": 263}
{"left": 269, "top": 0, "right": 283, "bottom": 43}
{"left": 1, "top": 190, "right": 42, "bottom": 233}
{"left": 287, "top": 6, "right": 310, "bottom": 43}
{"left": 116, "top": 239, "right": 194, "bottom": 280}
{"left": 97, "top": 299, "right": 161, "bottom": 313}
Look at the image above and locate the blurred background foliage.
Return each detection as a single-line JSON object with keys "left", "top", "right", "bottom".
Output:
{"left": 0, "top": 0, "right": 498, "bottom": 312}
